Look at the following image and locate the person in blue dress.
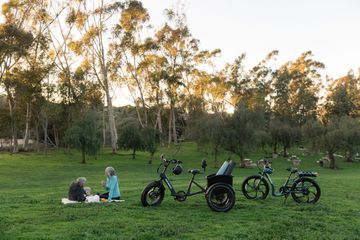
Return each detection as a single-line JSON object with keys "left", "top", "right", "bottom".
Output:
{"left": 99, "top": 166, "right": 121, "bottom": 201}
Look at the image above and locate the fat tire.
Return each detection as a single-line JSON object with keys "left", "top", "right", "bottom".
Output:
{"left": 206, "top": 183, "right": 235, "bottom": 212}
{"left": 141, "top": 181, "right": 165, "bottom": 207}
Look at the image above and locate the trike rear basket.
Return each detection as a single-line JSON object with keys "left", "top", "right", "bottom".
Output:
{"left": 206, "top": 174, "right": 233, "bottom": 188}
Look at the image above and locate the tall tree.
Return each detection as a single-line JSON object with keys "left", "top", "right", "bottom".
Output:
{"left": 154, "top": 8, "right": 199, "bottom": 146}
{"left": 0, "top": 1, "right": 34, "bottom": 152}
{"left": 288, "top": 51, "right": 324, "bottom": 125}
{"left": 66, "top": 0, "right": 123, "bottom": 154}
{"left": 110, "top": 1, "right": 151, "bottom": 128}
{"left": 324, "top": 71, "right": 360, "bottom": 119}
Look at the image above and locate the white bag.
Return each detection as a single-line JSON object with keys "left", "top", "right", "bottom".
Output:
{"left": 86, "top": 195, "right": 100, "bottom": 203}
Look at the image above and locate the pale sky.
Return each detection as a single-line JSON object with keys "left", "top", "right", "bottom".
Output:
{"left": 1, "top": 0, "right": 359, "bottom": 106}
{"left": 141, "top": 0, "right": 360, "bottom": 78}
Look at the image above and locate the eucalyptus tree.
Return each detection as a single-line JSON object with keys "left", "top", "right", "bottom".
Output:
{"left": 227, "top": 50, "right": 277, "bottom": 112}
{"left": 66, "top": 0, "right": 123, "bottom": 154}
{"left": 324, "top": 71, "right": 360, "bottom": 119}
{"left": 0, "top": 1, "right": 35, "bottom": 152}
{"left": 154, "top": 9, "right": 218, "bottom": 146}
{"left": 287, "top": 51, "right": 324, "bottom": 125}
{"left": 271, "top": 63, "right": 292, "bottom": 121}
{"left": 109, "top": 1, "right": 151, "bottom": 128}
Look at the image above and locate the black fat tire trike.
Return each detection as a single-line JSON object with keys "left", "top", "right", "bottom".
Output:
{"left": 141, "top": 155, "right": 236, "bottom": 212}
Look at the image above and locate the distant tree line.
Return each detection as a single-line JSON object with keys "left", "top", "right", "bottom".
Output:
{"left": 0, "top": 0, "right": 359, "bottom": 167}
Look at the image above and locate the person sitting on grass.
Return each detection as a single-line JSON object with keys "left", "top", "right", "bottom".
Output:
{"left": 68, "top": 177, "right": 87, "bottom": 202}
{"left": 99, "top": 166, "right": 121, "bottom": 202}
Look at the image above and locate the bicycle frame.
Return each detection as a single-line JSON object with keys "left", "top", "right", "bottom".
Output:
{"left": 158, "top": 161, "right": 206, "bottom": 198}
{"left": 259, "top": 170, "right": 298, "bottom": 197}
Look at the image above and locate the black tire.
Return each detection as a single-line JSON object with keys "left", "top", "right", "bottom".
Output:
{"left": 242, "top": 175, "right": 269, "bottom": 200}
{"left": 206, "top": 183, "right": 235, "bottom": 212}
{"left": 141, "top": 181, "right": 165, "bottom": 207}
{"left": 291, "top": 178, "right": 321, "bottom": 204}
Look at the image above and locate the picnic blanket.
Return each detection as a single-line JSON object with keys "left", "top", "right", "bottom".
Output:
{"left": 61, "top": 195, "right": 125, "bottom": 204}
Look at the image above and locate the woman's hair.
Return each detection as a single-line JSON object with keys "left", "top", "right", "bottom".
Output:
{"left": 105, "top": 166, "right": 116, "bottom": 176}
{"left": 76, "top": 177, "right": 87, "bottom": 184}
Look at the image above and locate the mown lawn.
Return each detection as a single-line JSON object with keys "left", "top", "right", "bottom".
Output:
{"left": 0, "top": 142, "right": 359, "bottom": 240}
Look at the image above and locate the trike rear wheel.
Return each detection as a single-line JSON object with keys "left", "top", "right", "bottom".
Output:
{"left": 141, "top": 181, "right": 165, "bottom": 207}
{"left": 242, "top": 175, "right": 269, "bottom": 200}
{"left": 291, "top": 178, "right": 321, "bottom": 204}
{"left": 206, "top": 183, "right": 235, "bottom": 212}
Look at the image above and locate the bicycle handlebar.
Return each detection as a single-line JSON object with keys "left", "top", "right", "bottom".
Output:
{"left": 160, "top": 154, "right": 182, "bottom": 165}
{"left": 256, "top": 158, "right": 272, "bottom": 171}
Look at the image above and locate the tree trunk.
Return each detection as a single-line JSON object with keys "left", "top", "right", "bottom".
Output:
{"left": 172, "top": 108, "right": 177, "bottom": 144}
{"left": 104, "top": 87, "right": 118, "bottom": 154}
{"left": 81, "top": 147, "right": 86, "bottom": 164}
{"left": 283, "top": 146, "right": 288, "bottom": 157}
{"left": 168, "top": 108, "right": 172, "bottom": 147}
{"left": 8, "top": 94, "right": 18, "bottom": 153}
{"left": 273, "top": 142, "right": 277, "bottom": 154}
{"left": 134, "top": 102, "right": 144, "bottom": 128}
{"left": 329, "top": 152, "right": 336, "bottom": 169}
{"left": 35, "top": 119, "right": 40, "bottom": 153}
{"left": 43, "top": 114, "right": 48, "bottom": 155}
{"left": 53, "top": 125, "right": 59, "bottom": 149}
{"left": 23, "top": 102, "right": 31, "bottom": 151}
{"left": 102, "top": 108, "right": 106, "bottom": 147}
{"left": 156, "top": 108, "right": 163, "bottom": 146}
{"left": 132, "top": 148, "right": 136, "bottom": 159}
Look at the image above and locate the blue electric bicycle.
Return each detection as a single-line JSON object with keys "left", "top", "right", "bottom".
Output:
{"left": 242, "top": 159, "right": 321, "bottom": 203}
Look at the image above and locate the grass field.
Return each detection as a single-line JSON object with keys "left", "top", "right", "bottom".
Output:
{"left": 0, "top": 142, "right": 360, "bottom": 240}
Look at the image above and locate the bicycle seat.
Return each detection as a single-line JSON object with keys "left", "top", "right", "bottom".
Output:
{"left": 188, "top": 169, "right": 201, "bottom": 175}
{"left": 286, "top": 167, "right": 298, "bottom": 173}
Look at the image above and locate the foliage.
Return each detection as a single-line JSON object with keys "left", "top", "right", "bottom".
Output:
{"left": 303, "top": 117, "right": 360, "bottom": 168}
{"left": 195, "top": 113, "right": 226, "bottom": 167}
{"left": 269, "top": 118, "right": 300, "bottom": 156}
{"left": 223, "top": 103, "right": 265, "bottom": 167}
{"left": 324, "top": 72, "right": 360, "bottom": 119}
{"left": 117, "top": 119, "right": 144, "bottom": 159}
{"left": 65, "top": 110, "right": 102, "bottom": 163}
{"left": 141, "top": 126, "right": 160, "bottom": 164}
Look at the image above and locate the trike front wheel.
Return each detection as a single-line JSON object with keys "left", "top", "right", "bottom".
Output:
{"left": 291, "top": 178, "right": 321, "bottom": 204}
{"left": 206, "top": 183, "right": 235, "bottom": 212}
{"left": 242, "top": 175, "right": 269, "bottom": 200}
{"left": 141, "top": 181, "right": 165, "bottom": 207}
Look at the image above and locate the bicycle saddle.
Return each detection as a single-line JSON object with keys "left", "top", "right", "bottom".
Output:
{"left": 188, "top": 169, "right": 201, "bottom": 175}
{"left": 286, "top": 167, "right": 298, "bottom": 173}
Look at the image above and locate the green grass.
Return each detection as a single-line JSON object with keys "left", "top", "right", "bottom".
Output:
{"left": 0, "top": 142, "right": 360, "bottom": 240}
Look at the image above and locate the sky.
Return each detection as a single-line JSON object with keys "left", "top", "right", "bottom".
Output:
{"left": 141, "top": 0, "right": 360, "bottom": 78}
{"left": 1, "top": 0, "right": 359, "bottom": 106}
